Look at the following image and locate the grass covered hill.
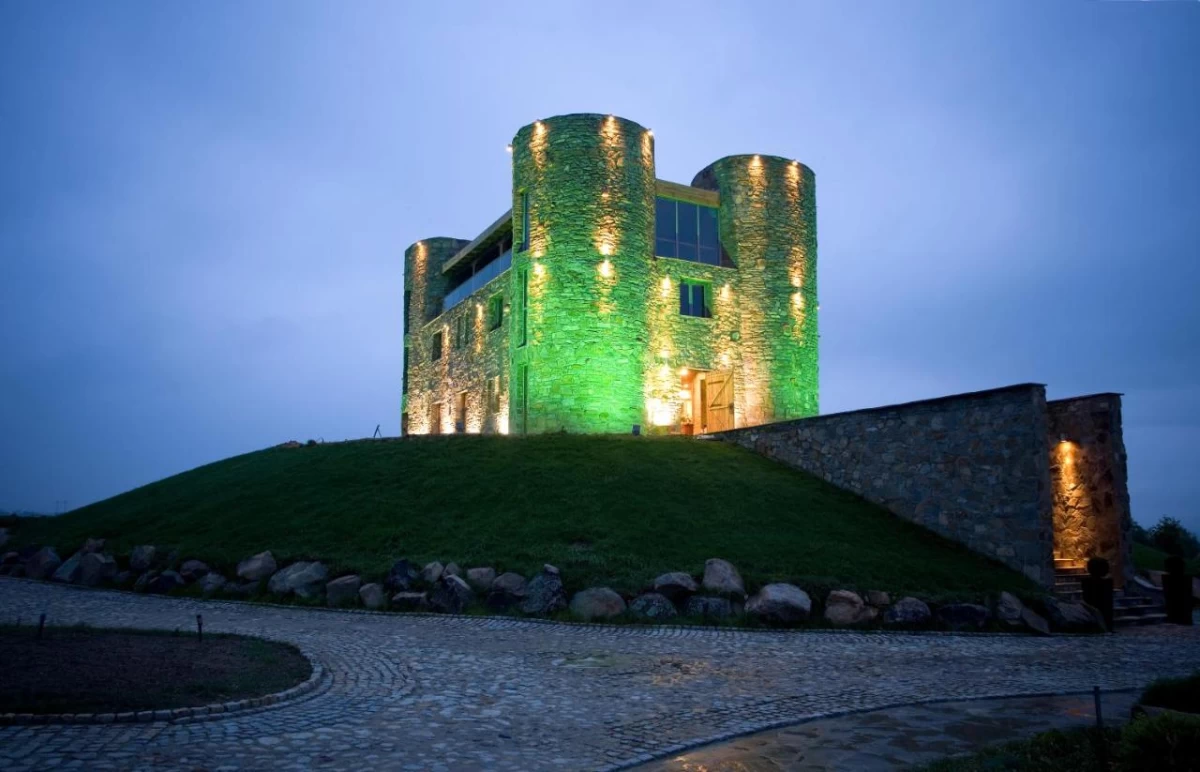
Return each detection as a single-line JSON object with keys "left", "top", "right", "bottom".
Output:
{"left": 11, "top": 435, "right": 1037, "bottom": 600}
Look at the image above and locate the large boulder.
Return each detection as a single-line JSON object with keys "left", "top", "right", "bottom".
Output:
{"left": 937, "top": 603, "right": 991, "bottom": 630}
{"left": 684, "top": 595, "right": 737, "bottom": 620}
{"left": 824, "top": 590, "right": 876, "bottom": 626}
{"left": 520, "top": 566, "right": 568, "bottom": 616}
{"left": 179, "top": 560, "right": 210, "bottom": 583}
{"left": 995, "top": 591, "right": 1024, "bottom": 628}
{"left": 82, "top": 538, "right": 106, "bottom": 554}
{"left": 747, "top": 583, "right": 812, "bottom": 625}
{"left": 421, "top": 561, "right": 445, "bottom": 584}
{"left": 486, "top": 572, "right": 527, "bottom": 610}
{"left": 359, "top": 582, "right": 387, "bottom": 610}
{"left": 51, "top": 552, "right": 84, "bottom": 583}
{"left": 147, "top": 570, "right": 184, "bottom": 594}
{"left": 652, "top": 572, "right": 698, "bottom": 602}
{"left": 268, "top": 561, "right": 329, "bottom": 599}
{"left": 569, "top": 587, "right": 626, "bottom": 620}
{"left": 466, "top": 567, "right": 497, "bottom": 592}
{"left": 133, "top": 570, "right": 157, "bottom": 592}
{"left": 428, "top": 575, "right": 473, "bottom": 614}
{"left": 79, "top": 553, "right": 118, "bottom": 587}
{"left": 1040, "top": 597, "right": 1106, "bottom": 633}
{"left": 701, "top": 558, "right": 745, "bottom": 599}
{"left": 198, "top": 573, "right": 227, "bottom": 595}
{"left": 326, "top": 575, "right": 362, "bottom": 607}
{"left": 237, "top": 551, "right": 277, "bottom": 581}
{"left": 1021, "top": 606, "right": 1052, "bottom": 636}
{"left": 883, "top": 597, "right": 932, "bottom": 626}
{"left": 867, "top": 590, "right": 891, "bottom": 607}
{"left": 385, "top": 559, "right": 420, "bottom": 592}
{"left": 129, "top": 545, "right": 156, "bottom": 573}
{"left": 26, "top": 547, "right": 62, "bottom": 580}
{"left": 1, "top": 551, "right": 18, "bottom": 566}
{"left": 629, "top": 592, "right": 679, "bottom": 620}
{"left": 391, "top": 591, "right": 429, "bottom": 611}
{"left": 443, "top": 562, "right": 462, "bottom": 578}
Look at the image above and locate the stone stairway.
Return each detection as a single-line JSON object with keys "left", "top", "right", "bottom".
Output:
{"left": 1053, "top": 558, "right": 1167, "bottom": 628}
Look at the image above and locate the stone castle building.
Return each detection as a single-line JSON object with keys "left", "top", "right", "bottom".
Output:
{"left": 401, "top": 113, "right": 1137, "bottom": 595}
{"left": 403, "top": 113, "right": 817, "bottom": 437}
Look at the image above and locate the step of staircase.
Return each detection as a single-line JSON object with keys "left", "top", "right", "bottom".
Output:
{"left": 1052, "top": 565, "right": 1168, "bottom": 628}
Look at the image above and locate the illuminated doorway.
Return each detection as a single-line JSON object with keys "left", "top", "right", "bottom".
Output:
{"left": 680, "top": 369, "right": 734, "bottom": 435}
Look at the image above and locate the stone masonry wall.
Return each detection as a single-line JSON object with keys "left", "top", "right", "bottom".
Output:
{"left": 715, "top": 384, "right": 1056, "bottom": 586}
{"left": 1047, "top": 394, "right": 1134, "bottom": 586}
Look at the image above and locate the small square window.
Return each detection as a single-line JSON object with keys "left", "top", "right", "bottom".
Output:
{"left": 679, "top": 281, "right": 712, "bottom": 318}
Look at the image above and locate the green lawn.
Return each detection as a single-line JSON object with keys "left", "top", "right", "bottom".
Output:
{"left": 1133, "top": 542, "right": 1200, "bottom": 576}
{"left": 9, "top": 435, "right": 1036, "bottom": 600}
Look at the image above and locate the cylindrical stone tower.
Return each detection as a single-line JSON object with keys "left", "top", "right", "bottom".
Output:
{"left": 509, "top": 113, "right": 656, "bottom": 433}
{"left": 402, "top": 236, "right": 470, "bottom": 434}
{"left": 692, "top": 155, "right": 818, "bottom": 421}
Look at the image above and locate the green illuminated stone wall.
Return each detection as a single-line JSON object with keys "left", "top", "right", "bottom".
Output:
{"left": 509, "top": 114, "right": 655, "bottom": 434}
{"left": 693, "top": 156, "right": 819, "bottom": 422}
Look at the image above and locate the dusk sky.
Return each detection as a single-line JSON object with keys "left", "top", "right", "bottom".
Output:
{"left": 1, "top": 2, "right": 1197, "bottom": 531}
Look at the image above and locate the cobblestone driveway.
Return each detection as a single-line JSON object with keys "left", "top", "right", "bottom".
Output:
{"left": 1, "top": 578, "right": 1198, "bottom": 771}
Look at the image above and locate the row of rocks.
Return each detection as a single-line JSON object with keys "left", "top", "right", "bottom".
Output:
{"left": 1, "top": 544, "right": 1105, "bottom": 633}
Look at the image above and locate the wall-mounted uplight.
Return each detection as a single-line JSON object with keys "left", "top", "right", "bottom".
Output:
{"left": 598, "top": 259, "right": 613, "bottom": 278}
{"left": 660, "top": 276, "right": 671, "bottom": 295}
{"left": 678, "top": 367, "right": 689, "bottom": 377}
{"left": 720, "top": 283, "right": 731, "bottom": 301}
{"left": 506, "top": 144, "right": 513, "bottom": 154}
{"left": 646, "top": 129, "right": 654, "bottom": 137}
{"left": 533, "top": 262, "right": 545, "bottom": 277}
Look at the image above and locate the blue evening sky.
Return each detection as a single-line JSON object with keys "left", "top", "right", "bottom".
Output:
{"left": 2, "top": 2, "right": 1197, "bottom": 531}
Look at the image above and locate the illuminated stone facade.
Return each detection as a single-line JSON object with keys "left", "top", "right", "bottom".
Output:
{"left": 403, "top": 113, "right": 818, "bottom": 436}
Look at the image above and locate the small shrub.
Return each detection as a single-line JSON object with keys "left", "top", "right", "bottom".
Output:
{"left": 1117, "top": 712, "right": 1200, "bottom": 772}
{"left": 1149, "top": 517, "right": 1200, "bottom": 560}
{"left": 1142, "top": 671, "right": 1200, "bottom": 715}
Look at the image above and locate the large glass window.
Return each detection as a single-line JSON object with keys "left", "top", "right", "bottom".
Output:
{"left": 679, "top": 281, "right": 712, "bottom": 318}
{"left": 655, "top": 197, "right": 731, "bottom": 266}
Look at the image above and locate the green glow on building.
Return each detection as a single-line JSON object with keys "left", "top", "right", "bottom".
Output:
{"left": 402, "top": 114, "right": 818, "bottom": 436}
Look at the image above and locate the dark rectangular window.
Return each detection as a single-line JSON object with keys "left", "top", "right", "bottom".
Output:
{"left": 519, "top": 268, "right": 529, "bottom": 346}
{"left": 455, "top": 391, "right": 467, "bottom": 433}
{"left": 517, "top": 364, "right": 529, "bottom": 434}
{"left": 403, "top": 290, "right": 411, "bottom": 334}
{"left": 519, "top": 191, "right": 530, "bottom": 252}
{"left": 432, "top": 331, "right": 443, "bottom": 361}
{"left": 453, "top": 315, "right": 469, "bottom": 350}
{"left": 679, "top": 281, "right": 712, "bottom": 318}
{"left": 488, "top": 294, "right": 504, "bottom": 331}
{"left": 654, "top": 196, "right": 733, "bottom": 266}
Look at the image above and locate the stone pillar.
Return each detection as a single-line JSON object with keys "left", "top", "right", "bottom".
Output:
{"left": 1047, "top": 394, "right": 1134, "bottom": 587}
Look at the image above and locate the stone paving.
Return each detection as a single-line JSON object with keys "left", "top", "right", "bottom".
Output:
{"left": 635, "top": 690, "right": 1140, "bottom": 771}
{"left": 1, "top": 577, "right": 1198, "bottom": 771}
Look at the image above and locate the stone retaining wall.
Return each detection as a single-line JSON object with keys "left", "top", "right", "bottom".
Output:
{"left": 714, "top": 384, "right": 1056, "bottom": 586}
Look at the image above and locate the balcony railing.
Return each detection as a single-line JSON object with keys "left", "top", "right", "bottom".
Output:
{"left": 442, "top": 249, "right": 512, "bottom": 314}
